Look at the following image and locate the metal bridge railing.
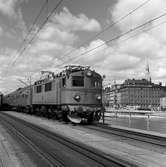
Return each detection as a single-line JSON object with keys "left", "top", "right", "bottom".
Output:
{"left": 100, "top": 109, "right": 164, "bottom": 131}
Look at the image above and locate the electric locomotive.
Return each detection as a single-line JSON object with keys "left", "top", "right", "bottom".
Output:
{"left": 0, "top": 92, "right": 3, "bottom": 110}
{"left": 33, "top": 65, "right": 103, "bottom": 123}
{"left": 3, "top": 65, "right": 103, "bottom": 123}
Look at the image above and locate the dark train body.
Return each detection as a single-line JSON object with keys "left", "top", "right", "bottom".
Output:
{"left": 3, "top": 65, "right": 103, "bottom": 123}
{"left": 0, "top": 93, "right": 3, "bottom": 110}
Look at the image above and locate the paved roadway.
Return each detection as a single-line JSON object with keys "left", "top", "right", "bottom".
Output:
{"left": 0, "top": 112, "right": 131, "bottom": 167}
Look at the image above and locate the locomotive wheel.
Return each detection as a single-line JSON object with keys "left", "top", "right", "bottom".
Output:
{"left": 35, "top": 107, "right": 40, "bottom": 116}
{"left": 62, "top": 110, "right": 69, "bottom": 122}
{"left": 94, "top": 110, "right": 101, "bottom": 122}
{"left": 57, "top": 110, "right": 63, "bottom": 120}
{"left": 52, "top": 109, "right": 58, "bottom": 120}
{"left": 47, "top": 108, "right": 52, "bottom": 119}
{"left": 41, "top": 106, "right": 46, "bottom": 117}
{"left": 87, "top": 112, "right": 93, "bottom": 123}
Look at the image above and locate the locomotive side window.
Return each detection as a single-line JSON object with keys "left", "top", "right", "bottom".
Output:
{"left": 62, "top": 77, "right": 66, "bottom": 87}
{"left": 36, "top": 85, "right": 42, "bottom": 93}
{"left": 72, "top": 76, "right": 84, "bottom": 87}
{"left": 45, "top": 82, "right": 52, "bottom": 92}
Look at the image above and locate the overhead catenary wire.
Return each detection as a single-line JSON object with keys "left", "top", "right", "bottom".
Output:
{"left": 23, "top": 0, "right": 49, "bottom": 44}
{"left": 7, "top": 0, "right": 164, "bottom": 76}
{"left": 8, "top": 0, "right": 151, "bottom": 71}
{"left": 101, "top": 19, "right": 166, "bottom": 87}
{"left": 59, "top": 0, "right": 152, "bottom": 60}
{"left": 10, "top": 0, "right": 64, "bottom": 67}
{"left": 64, "top": 11, "right": 166, "bottom": 64}
{"left": 116, "top": 19, "right": 166, "bottom": 48}
{"left": 87, "top": 18, "right": 166, "bottom": 67}
{"left": 10, "top": 0, "right": 49, "bottom": 66}
{"left": 14, "top": 17, "right": 166, "bottom": 86}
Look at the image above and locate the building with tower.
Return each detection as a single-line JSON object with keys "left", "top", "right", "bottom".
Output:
{"left": 104, "top": 61, "right": 166, "bottom": 110}
{"left": 145, "top": 59, "right": 151, "bottom": 82}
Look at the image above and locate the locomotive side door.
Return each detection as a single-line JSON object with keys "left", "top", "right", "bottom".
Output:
{"left": 56, "top": 79, "right": 61, "bottom": 105}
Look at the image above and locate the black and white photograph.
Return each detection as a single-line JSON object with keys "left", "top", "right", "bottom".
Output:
{"left": 0, "top": 0, "right": 166, "bottom": 166}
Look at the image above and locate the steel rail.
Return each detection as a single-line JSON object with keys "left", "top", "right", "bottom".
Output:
{"left": 0, "top": 114, "right": 67, "bottom": 167}
{"left": 85, "top": 124, "right": 166, "bottom": 147}
{"left": 1, "top": 112, "right": 136, "bottom": 167}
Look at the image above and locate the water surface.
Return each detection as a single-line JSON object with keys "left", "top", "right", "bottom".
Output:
{"left": 104, "top": 115, "right": 166, "bottom": 134}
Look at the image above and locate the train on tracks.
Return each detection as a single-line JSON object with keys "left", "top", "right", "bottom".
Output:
{"left": 3, "top": 65, "right": 104, "bottom": 123}
{"left": 0, "top": 92, "right": 3, "bottom": 110}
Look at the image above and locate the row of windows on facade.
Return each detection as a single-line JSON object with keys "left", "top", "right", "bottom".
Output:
{"left": 119, "top": 92, "right": 161, "bottom": 95}
{"left": 35, "top": 76, "right": 101, "bottom": 93}
{"left": 107, "top": 96, "right": 160, "bottom": 101}
{"left": 109, "top": 94, "right": 160, "bottom": 97}
{"left": 117, "top": 98, "right": 159, "bottom": 102}
{"left": 120, "top": 100, "right": 159, "bottom": 103}
{"left": 113, "top": 99, "right": 160, "bottom": 104}
{"left": 120, "top": 103, "right": 159, "bottom": 106}
{"left": 118, "top": 88, "right": 161, "bottom": 92}
{"left": 119, "top": 96, "right": 160, "bottom": 100}
{"left": 107, "top": 91, "right": 161, "bottom": 96}
{"left": 121, "top": 95, "right": 160, "bottom": 98}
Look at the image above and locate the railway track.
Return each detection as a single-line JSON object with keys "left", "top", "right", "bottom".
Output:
{"left": 0, "top": 114, "right": 66, "bottom": 167}
{"left": 0, "top": 113, "right": 136, "bottom": 167}
{"left": 85, "top": 124, "right": 166, "bottom": 147}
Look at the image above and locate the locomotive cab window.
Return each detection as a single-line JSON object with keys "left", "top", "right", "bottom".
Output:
{"left": 92, "top": 78, "right": 101, "bottom": 88}
{"left": 36, "top": 85, "right": 42, "bottom": 93}
{"left": 62, "top": 77, "right": 66, "bottom": 87}
{"left": 72, "top": 76, "right": 84, "bottom": 87}
{"left": 45, "top": 82, "right": 52, "bottom": 92}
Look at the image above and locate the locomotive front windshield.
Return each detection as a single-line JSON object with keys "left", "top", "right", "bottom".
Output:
{"left": 72, "top": 76, "right": 84, "bottom": 87}
{"left": 91, "top": 77, "right": 102, "bottom": 88}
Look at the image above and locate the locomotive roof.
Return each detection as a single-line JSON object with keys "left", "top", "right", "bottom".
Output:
{"left": 4, "top": 86, "right": 30, "bottom": 97}
{"left": 64, "top": 65, "right": 90, "bottom": 72}
{"left": 34, "top": 65, "right": 97, "bottom": 85}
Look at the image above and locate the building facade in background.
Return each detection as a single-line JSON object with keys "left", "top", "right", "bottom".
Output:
{"left": 104, "top": 79, "right": 166, "bottom": 110}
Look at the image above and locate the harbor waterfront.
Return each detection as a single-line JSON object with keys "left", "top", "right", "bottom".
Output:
{"left": 104, "top": 109, "right": 166, "bottom": 134}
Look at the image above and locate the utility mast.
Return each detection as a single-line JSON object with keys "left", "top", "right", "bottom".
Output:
{"left": 145, "top": 57, "right": 151, "bottom": 82}
{"left": 113, "top": 79, "right": 117, "bottom": 108}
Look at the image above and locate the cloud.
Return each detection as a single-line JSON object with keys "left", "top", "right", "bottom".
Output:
{"left": 112, "top": 0, "right": 166, "bottom": 32}
{"left": 0, "top": 0, "right": 16, "bottom": 16}
{"left": 2, "top": 1, "right": 166, "bottom": 92}
{"left": 118, "top": 33, "right": 161, "bottom": 59}
{"left": 38, "top": 23, "right": 77, "bottom": 45}
{"left": 67, "top": 39, "right": 140, "bottom": 78}
{"left": 51, "top": 7, "right": 101, "bottom": 32}
{"left": 0, "top": 6, "right": 101, "bottom": 89}
{"left": 58, "top": 0, "right": 166, "bottom": 84}
{"left": 30, "top": 41, "right": 63, "bottom": 53}
{"left": 0, "top": 26, "right": 3, "bottom": 35}
{"left": 28, "top": 6, "right": 101, "bottom": 61}
{"left": 0, "top": 0, "right": 27, "bottom": 42}
{"left": 95, "top": 0, "right": 166, "bottom": 83}
{"left": 0, "top": 0, "right": 24, "bottom": 17}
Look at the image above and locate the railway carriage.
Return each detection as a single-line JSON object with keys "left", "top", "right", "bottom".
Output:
{"left": 0, "top": 93, "right": 3, "bottom": 110}
{"left": 3, "top": 87, "right": 31, "bottom": 111}
{"left": 3, "top": 65, "right": 103, "bottom": 123}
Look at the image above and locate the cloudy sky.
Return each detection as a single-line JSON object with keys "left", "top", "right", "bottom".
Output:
{"left": 0, "top": 0, "right": 166, "bottom": 93}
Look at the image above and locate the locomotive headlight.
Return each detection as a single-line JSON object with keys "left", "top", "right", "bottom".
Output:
{"left": 96, "top": 95, "right": 101, "bottom": 100}
{"left": 74, "top": 95, "right": 81, "bottom": 102}
{"left": 86, "top": 71, "right": 92, "bottom": 77}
